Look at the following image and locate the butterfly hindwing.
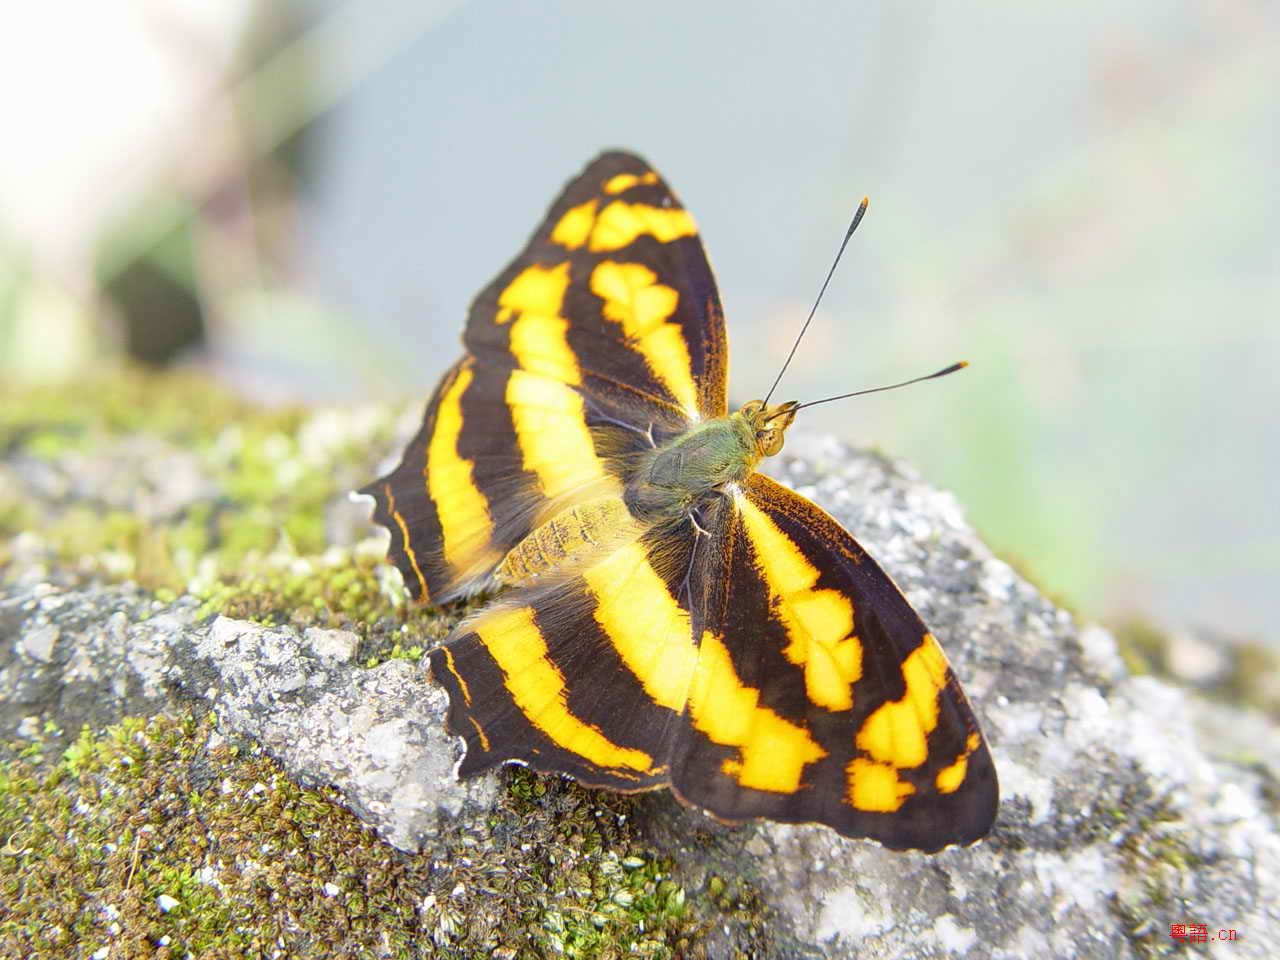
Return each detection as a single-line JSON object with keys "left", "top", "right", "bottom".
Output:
{"left": 428, "top": 519, "right": 704, "bottom": 790}
{"left": 668, "top": 474, "right": 997, "bottom": 852}
{"left": 363, "top": 152, "right": 727, "bottom": 602}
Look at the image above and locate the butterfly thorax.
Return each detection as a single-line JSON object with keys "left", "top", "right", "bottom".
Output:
{"left": 625, "top": 400, "right": 799, "bottom": 523}
{"left": 495, "top": 401, "right": 800, "bottom": 587}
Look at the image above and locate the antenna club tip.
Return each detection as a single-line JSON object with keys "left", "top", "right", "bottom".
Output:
{"left": 957, "top": 360, "right": 969, "bottom": 369}
{"left": 861, "top": 195, "right": 870, "bottom": 209}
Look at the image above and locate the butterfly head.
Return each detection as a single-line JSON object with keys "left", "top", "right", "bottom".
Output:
{"left": 737, "top": 399, "right": 800, "bottom": 458}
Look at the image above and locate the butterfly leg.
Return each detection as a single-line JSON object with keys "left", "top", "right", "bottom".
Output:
{"left": 688, "top": 508, "right": 710, "bottom": 538}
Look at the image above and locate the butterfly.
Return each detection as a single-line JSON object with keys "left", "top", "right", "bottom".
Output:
{"left": 362, "top": 151, "right": 998, "bottom": 851}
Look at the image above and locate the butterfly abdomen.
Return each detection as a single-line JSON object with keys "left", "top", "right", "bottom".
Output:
{"left": 495, "top": 494, "right": 633, "bottom": 587}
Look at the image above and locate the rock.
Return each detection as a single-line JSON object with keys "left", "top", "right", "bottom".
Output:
{"left": 0, "top": 584, "right": 191, "bottom": 743}
{"left": 188, "top": 615, "right": 496, "bottom": 850}
{"left": 304, "top": 625, "right": 358, "bottom": 663}
{"left": 3, "top": 423, "right": 1278, "bottom": 958}
{"left": 1166, "top": 629, "right": 1231, "bottom": 686}
{"left": 16, "top": 623, "right": 57, "bottom": 662}
{"left": 9, "top": 436, "right": 218, "bottom": 523}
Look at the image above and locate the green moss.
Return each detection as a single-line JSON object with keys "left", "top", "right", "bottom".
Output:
{"left": 1112, "top": 615, "right": 1279, "bottom": 720}
{"left": 1, "top": 368, "right": 415, "bottom": 642}
{"left": 22, "top": 427, "right": 84, "bottom": 459}
{"left": 196, "top": 553, "right": 392, "bottom": 626}
{"left": 0, "top": 714, "right": 762, "bottom": 959}
{"left": 2, "top": 713, "right": 437, "bottom": 957}
{"left": 1224, "top": 642, "right": 1280, "bottom": 719}
{"left": 1112, "top": 616, "right": 1170, "bottom": 678}
{"left": 0, "top": 495, "right": 36, "bottom": 540}
{"left": 483, "top": 768, "right": 766, "bottom": 959}
{"left": 1103, "top": 783, "right": 1203, "bottom": 960}
{"left": 0, "top": 367, "right": 304, "bottom": 456}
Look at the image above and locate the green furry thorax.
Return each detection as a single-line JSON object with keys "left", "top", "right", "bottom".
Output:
{"left": 624, "top": 401, "right": 797, "bottom": 522}
{"left": 649, "top": 414, "right": 757, "bottom": 490}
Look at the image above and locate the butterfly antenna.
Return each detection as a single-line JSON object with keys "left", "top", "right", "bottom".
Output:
{"left": 791, "top": 361, "right": 968, "bottom": 412}
{"left": 762, "top": 196, "right": 870, "bottom": 406}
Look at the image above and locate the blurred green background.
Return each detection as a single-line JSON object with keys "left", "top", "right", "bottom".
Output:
{"left": 2, "top": 1, "right": 1276, "bottom": 647}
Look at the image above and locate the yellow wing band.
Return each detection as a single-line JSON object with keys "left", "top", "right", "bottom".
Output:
{"left": 506, "top": 371, "right": 618, "bottom": 499}
{"left": 473, "top": 605, "right": 653, "bottom": 773}
{"left": 496, "top": 262, "right": 571, "bottom": 324}
{"left": 844, "top": 634, "right": 952, "bottom": 812}
{"left": 549, "top": 200, "right": 597, "bottom": 249}
{"left": 855, "top": 634, "right": 949, "bottom": 768}
{"left": 383, "top": 483, "right": 428, "bottom": 600}
{"left": 935, "top": 733, "right": 983, "bottom": 794}
{"left": 581, "top": 540, "right": 827, "bottom": 794}
{"left": 690, "top": 631, "right": 827, "bottom": 794}
{"left": 589, "top": 201, "right": 697, "bottom": 251}
{"left": 492, "top": 263, "right": 620, "bottom": 501}
{"left": 426, "top": 363, "right": 496, "bottom": 574}
{"left": 582, "top": 541, "right": 699, "bottom": 710}
{"left": 438, "top": 646, "right": 471, "bottom": 706}
{"left": 590, "top": 261, "right": 700, "bottom": 416}
{"left": 735, "top": 495, "right": 863, "bottom": 711}
{"left": 602, "top": 171, "right": 658, "bottom": 194}
{"left": 846, "top": 758, "right": 917, "bottom": 812}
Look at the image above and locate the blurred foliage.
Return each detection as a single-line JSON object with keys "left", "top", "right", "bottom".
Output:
{"left": 96, "top": 193, "right": 205, "bottom": 366}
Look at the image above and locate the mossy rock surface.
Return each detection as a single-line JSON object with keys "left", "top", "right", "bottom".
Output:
{"left": 1, "top": 713, "right": 759, "bottom": 959}
{"left": 2, "top": 369, "right": 1278, "bottom": 959}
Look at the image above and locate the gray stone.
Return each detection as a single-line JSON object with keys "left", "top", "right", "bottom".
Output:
{"left": 304, "top": 625, "right": 358, "bottom": 663}
{"left": 188, "top": 615, "right": 495, "bottom": 849}
{"left": 3, "top": 433, "right": 1278, "bottom": 958}
{"left": 7, "top": 436, "right": 219, "bottom": 523}
{"left": 0, "top": 583, "right": 189, "bottom": 741}
{"left": 16, "top": 623, "right": 57, "bottom": 662}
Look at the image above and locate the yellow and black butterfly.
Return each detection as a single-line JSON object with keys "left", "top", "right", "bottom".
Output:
{"left": 362, "top": 151, "right": 998, "bottom": 852}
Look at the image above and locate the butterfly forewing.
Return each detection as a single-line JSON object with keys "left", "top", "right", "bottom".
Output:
{"left": 465, "top": 151, "right": 728, "bottom": 423}
{"left": 362, "top": 152, "right": 727, "bottom": 602}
